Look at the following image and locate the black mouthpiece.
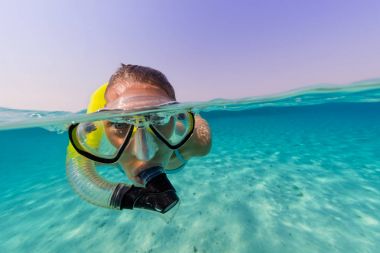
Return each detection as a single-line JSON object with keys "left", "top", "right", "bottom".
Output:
{"left": 119, "top": 166, "right": 179, "bottom": 214}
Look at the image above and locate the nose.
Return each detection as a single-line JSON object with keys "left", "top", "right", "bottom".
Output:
{"left": 130, "top": 128, "right": 158, "bottom": 161}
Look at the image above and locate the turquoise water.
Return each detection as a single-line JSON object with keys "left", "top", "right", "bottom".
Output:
{"left": 0, "top": 81, "right": 380, "bottom": 253}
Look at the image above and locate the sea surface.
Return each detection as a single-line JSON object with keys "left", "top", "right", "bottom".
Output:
{"left": 0, "top": 80, "right": 380, "bottom": 253}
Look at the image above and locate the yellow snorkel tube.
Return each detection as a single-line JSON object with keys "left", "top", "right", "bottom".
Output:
{"left": 66, "top": 83, "right": 123, "bottom": 209}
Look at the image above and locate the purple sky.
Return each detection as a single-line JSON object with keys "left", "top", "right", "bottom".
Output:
{"left": 1, "top": 0, "right": 380, "bottom": 111}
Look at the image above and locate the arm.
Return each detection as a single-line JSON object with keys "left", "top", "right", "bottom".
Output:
{"left": 166, "top": 114, "right": 212, "bottom": 170}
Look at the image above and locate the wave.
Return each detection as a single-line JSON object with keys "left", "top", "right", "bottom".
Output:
{"left": 1, "top": 78, "right": 379, "bottom": 132}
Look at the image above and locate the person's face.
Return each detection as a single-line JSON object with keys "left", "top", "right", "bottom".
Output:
{"left": 104, "top": 82, "right": 175, "bottom": 184}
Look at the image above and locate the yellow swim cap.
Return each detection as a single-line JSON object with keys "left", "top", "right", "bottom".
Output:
{"left": 69, "top": 83, "right": 109, "bottom": 151}
{"left": 87, "top": 83, "right": 108, "bottom": 113}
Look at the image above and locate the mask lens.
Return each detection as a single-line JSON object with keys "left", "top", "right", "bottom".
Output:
{"left": 151, "top": 112, "right": 194, "bottom": 146}
{"left": 72, "top": 120, "right": 133, "bottom": 159}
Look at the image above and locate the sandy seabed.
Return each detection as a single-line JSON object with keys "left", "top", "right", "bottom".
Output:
{"left": 1, "top": 104, "right": 380, "bottom": 253}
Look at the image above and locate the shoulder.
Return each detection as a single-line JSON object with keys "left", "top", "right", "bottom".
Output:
{"left": 193, "top": 115, "right": 211, "bottom": 147}
{"left": 176, "top": 114, "right": 212, "bottom": 158}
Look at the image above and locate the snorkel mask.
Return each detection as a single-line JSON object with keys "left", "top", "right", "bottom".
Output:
{"left": 68, "top": 110, "right": 195, "bottom": 163}
{"left": 68, "top": 95, "right": 195, "bottom": 214}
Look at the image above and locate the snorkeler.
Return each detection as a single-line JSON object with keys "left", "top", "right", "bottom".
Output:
{"left": 66, "top": 64, "right": 211, "bottom": 214}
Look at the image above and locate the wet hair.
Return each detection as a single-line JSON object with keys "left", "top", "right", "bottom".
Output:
{"left": 106, "top": 64, "right": 176, "bottom": 100}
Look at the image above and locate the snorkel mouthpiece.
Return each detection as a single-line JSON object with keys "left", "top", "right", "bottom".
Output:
{"left": 120, "top": 166, "right": 179, "bottom": 213}
{"left": 138, "top": 166, "right": 165, "bottom": 185}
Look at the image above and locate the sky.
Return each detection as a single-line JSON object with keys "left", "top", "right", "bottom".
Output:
{"left": 1, "top": 0, "right": 380, "bottom": 111}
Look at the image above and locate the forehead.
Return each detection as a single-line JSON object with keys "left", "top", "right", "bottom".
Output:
{"left": 106, "top": 82, "right": 168, "bottom": 97}
{"left": 104, "top": 83, "right": 174, "bottom": 111}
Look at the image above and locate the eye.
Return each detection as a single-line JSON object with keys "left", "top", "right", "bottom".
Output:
{"left": 113, "top": 123, "right": 129, "bottom": 130}
{"left": 177, "top": 113, "right": 186, "bottom": 120}
{"left": 149, "top": 115, "right": 161, "bottom": 121}
{"left": 106, "top": 121, "right": 130, "bottom": 130}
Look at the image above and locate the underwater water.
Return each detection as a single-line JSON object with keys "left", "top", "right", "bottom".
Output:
{"left": 0, "top": 80, "right": 380, "bottom": 253}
